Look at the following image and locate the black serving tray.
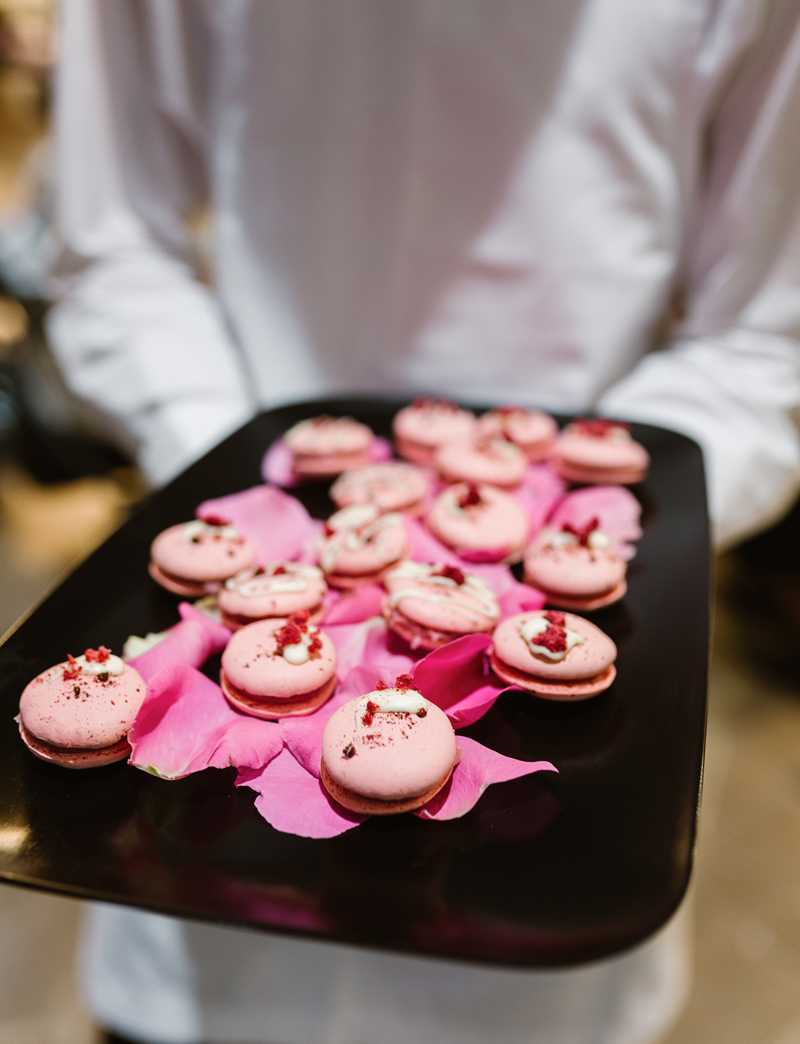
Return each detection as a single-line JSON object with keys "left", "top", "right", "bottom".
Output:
{"left": 0, "top": 397, "right": 709, "bottom": 967}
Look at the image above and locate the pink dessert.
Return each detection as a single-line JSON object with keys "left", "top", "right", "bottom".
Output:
{"left": 382, "top": 561, "right": 500, "bottom": 650}
{"left": 149, "top": 518, "right": 257, "bottom": 597}
{"left": 317, "top": 503, "right": 409, "bottom": 587}
{"left": 218, "top": 562, "right": 327, "bottom": 629}
{"left": 426, "top": 482, "right": 530, "bottom": 563}
{"left": 490, "top": 610, "right": 617, "bottom": 699}
{"left": 330, "top": 462, "right": 429, "bottom": 516}
{"left": 283, "top": 415, "right": 375, "bottom": 478}
{"left": 435, "top": 433, "right": 528, "bottom": 489}
{"left": 320, "top": 675, "right": 458, "bottom": 814}
{"left": 524, "top": 519, "right": 627, "bottom": 611}
{"left": 553, "top": 419, "right": 649, "bottom": 485}
{"left": 392, "top": 397, "right": 476, "bottom": 465}
{"left": 18, "top": 646, "right": 146, "bottom": 768}
{"left": 220, "top": 612, "right": 337, "bottom": 719}
{"left": 476, "top": 406, "right": 557, "bottom": 461}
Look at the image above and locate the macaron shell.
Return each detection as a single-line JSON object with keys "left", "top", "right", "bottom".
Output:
{"left": 491, "top": 611, "right": 616, "bottom": 680}
{"left": 555, "top": 432, "right": 650, "bottom": 472}
{"left": 330, "top": 463, "right": 429, "bottom": 513}
{"left": 218, "top": 567, "right": 328, "bottom": 621}
{"left": 383, "top": 604, "right": 488, "bottom": 651}
{"left": 426, "top": 484, "right": 530, "bottom": 559}
{"left": 148, "top": 561, "right": 217, "bottom": 597}
{"left": 284, "top": 417, "right": 374, "bottom": 456}
{"left": 382, "top": 579, "right": 498, "bottom": 635}
{"left": 540, "top": 579, "right": 627, "bottom": 612}
{"left": 18, "top": 724, "right": 132, "bottom": 768}
{"left": 292, "top": 450, "right": 372, "bottom": 477}
{"left": 523, "top": 544, "right": 626, "bottom": 598}
{"left": 477, "top": 410, "right": 557, "bottom": 459}
{"left": 321, "top": 698, "right": 457, "bottom": 802}
{"left": 150, "top": 524, "right": 257, "bottom": 583}
{"left": 221, "top": 671, "right": 336, "bottom": 719}
{"left": 435, "top": 439, "right": 527, "bottom": 489}
{"left": 554, "top": 462, "right": 648, "bottom": 485}
{"left": 320, "top": 758, "right": 455, "bottom": 815}
{"left": 317, "top": 517, "right": 409, "bottom": 579}
{"left": 392, "top": 404, "right": 475, "bottom": 452}
{"left": 19, "top": 662, "right": 146, "bottom": 748}
{"left": 489, "top": 652, "right": 616, "bottom": 700}
{"left": 221, "top": 618, "right": 337, "bottom": 699}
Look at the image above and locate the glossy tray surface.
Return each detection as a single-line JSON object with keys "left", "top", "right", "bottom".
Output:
{"left": 0, "top": 397, "right": 709, "bottom": 967}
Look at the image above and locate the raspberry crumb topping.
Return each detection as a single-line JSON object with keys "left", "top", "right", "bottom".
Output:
{"left": 203, "top": 514, "right": 231, "bottom": 527}
{"left": 361, "top": 700, "right": 379, "bottom": 727}
{"left": 534, "top": 625, "right": 568, "bottom": 653}
{"left": 84, "top": 646, "right": 110, "bottom": 663}
{"left": 395, "top": 673, "right": 420, "bottom": 693}
{"left": 457, "top": 483, "right": 483, "bottom": 509}
{"left": 375, "top": 680, "right": 389, "bottom": 690}
{"left": 275, "top": 611, "right": 309, "bottom": 648}
{"left": 543, "top": 611, "right": 566, "bottom": 627}
{"left": 573, "top": 418, "right": 630, "bottom": 438}
{"left": 433, "top": 564, "right": 466, "bottom": 585}
{"left": 273, "top": 565, "right": 286, "bottom": 575}
{"left": 562, "top": 517, "right": 600, "bottom": 546}
{"left": 62, "top": 654, "right": 82, "bottom": 681}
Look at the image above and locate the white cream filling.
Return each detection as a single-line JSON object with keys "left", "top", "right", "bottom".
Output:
{"left": 520, "top": 615, "right": 584, "bottom": 662}
{"left": 353, "top": 688, "right": 429, "bottom": 735}
{"left": 122, "top": 632, "right": 168, "bottom": 660}
{"left": 546, "top": 527, "right": 611, "bottom": 550}
{"left": 183, "top": 519, "right": 240, "bottom": 542}
{"left": 280, "top": 624, "right": 320, "bottom": 665}
{"left": 72, "top": 652, "right": 126, "bottom": 676}
{"left": 226, "top": 563, "right": 322, "bottom": 597}
{"left": 319, "top": 505, "right": 405, "bottom": 573}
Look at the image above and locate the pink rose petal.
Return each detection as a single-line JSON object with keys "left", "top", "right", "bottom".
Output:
{"left": 370, "top": 436, "right": 393, "bottom": 463}
{"left": 197, "top": 485, "right": 321, "bottom": 564}
{"left": 411, "top": 634, "right": 512, "bottom": 728}
{"left": 548, "top": 485, "right": 642, "bottom": 560}
{"left": 326, "top": 617, "right": 417, "bottom": 680}
{"left": 322, "top": 584, "right": 385, "bottom": 625}
{"left": 128, "top": 664, "right": 282, "bottom": 779}
{"left": 126, "top": 603, "right": 231, "bottom": 682}
{"left": 498, "top": 582, "right": 546, "bottom": 619}
{"left": 416, "top": 736, "right": 556, "bottom": 820}
{"left": 236, "top": 749, "right": 365, "bottom": 839}
{"left": 510, "top": 463, "right": 567, "bottom": 536}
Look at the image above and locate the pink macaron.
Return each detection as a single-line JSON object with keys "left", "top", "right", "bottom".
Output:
{"left": 149, "top": 517, "right": 258, "bottom": 597}
{"left": 220, "top": 612, "right": 337, "bottom": 719}
{"left": 382, "top": 561, "right": 500, "bottom": 650}
{"left": 330, "top": 462, "right": 429, "bottom": 517}
{"left": 476, "top": 406, "right": 557, "bottom": 461}
{"left": 490, "top": 610, "right": 617, "bottom": 699}
{"left": 435, "top": 433, "right": 528, "bottom": 489}
{"left": 283, "top": 415, "right": 375, "bottom": 478}
{"left": 320, "top": 675, "right": 458, "bottom": 815}
{"left": 18, "top": 646, "right": 146, "bottom": 768}
{"left": 392, "top": 397, "right": 476, "bottom": 465}
{"left": 317, "top": 503, "right": 410, "bottom": 587}
{"left": 524, "top": 519, "right": 627, "bottom": 611}
{"left": 217, "top": 562, "right": 328, "bottom": 629}
{"left": 553, "top": 419, "right": 649, "bottom": 485}
{"left": 426, "top": 482, "right": 530, "bottom": 563}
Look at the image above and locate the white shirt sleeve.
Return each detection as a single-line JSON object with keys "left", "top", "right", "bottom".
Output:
{"left": 47, "top": 0, "right": 254, "bottom": 486}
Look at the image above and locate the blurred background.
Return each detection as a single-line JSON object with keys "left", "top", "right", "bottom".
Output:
{"left": 0, "top": 4, "right": 799, "bottom": 1044}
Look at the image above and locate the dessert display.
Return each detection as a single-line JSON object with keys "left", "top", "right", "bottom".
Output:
{"left": 490, "top": 610, "right": 617, "bottom": 699}
{"left": 330, "top": 462, "right": 429, "bottom": 516}
{"left": 434, "top": 433, "right": 528, "bottom": 489}
{"left": 392, "top": 397, "right": 475, "bottom": 465}
{"left": 149, "top": 518, "right": 257, "bottom": 597}
{"left": 317, "top": 503, "right": 409, "bottom": 587}
{"left": 426, "top": 482, "right": 530, "bottom": 563}
{"left": 320, "top": 676, "right": 458, "bottom": 814}
{"left": 17, "top": 647, "right": 146, "bottom": 768}
{"left": 476, "top": 406, "right": 557, "bottom": 461}
{"left": 382, "top": 561, "right": 500, "bottom": 650}
{"left": 220, "top": 612, "right": 337, "bottom": 719}
{"left": 553, "top": 419, "right": 649, "bottom": 485}
{"left": 283, "top": 415, "right": 375, "bottom": 477}
{"left": 523, "top": 519, "right": 627, "bottom": 610}
{"left": 218, "top": 562, "right": 327, "bottom": 629}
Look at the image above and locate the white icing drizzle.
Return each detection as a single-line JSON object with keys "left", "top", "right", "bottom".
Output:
{"left": 72, "top": 653, "right": 126, "bottom": 676}
{"left": 225, "top": 563, "right": 323, "bottom": 597}
{"left": 520, "top": 615, "right": 584, "bottom": 662}
{"left": 122, "top": 632, "right": 168, "bottom": 660}
{"left": 545, "top": 527, "right": 612, "bottom": 551}
{"left": 280, "top": 624, "right": 320, "bottom": 665}
{"left": 353, "top": 688, "right": 429, "bottom": 734}
{"left": 319, "top": 504, "right": 405, "bottom": 573}
{"left": 385, "top": 561, "right": 499, "bottom": 624}
{"left": 588, "top": 530, "right": 611, "bottom": 549}
{"left": 183, "top": 519, "right": 240, "bottom": 542}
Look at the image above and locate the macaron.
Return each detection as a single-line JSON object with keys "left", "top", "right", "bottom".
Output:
{"left": 320, "top": 675, "right": 458, "bottom": 814}
{"left": 435, "top": 433, "right": 528, "bottom": 489}
{"left": 17, "top": 646, "right": 146, "bottom": 768}
{"left": 426, "top": 482, "right": 530, "bottom": 563}
{"left": 220, "top": 612, "right": 337, "bottom": 719}
{"left": 382, "top": 561, "right": 500, "bottom": 650}
{"left": 490, "top": 610, "right": 617, "bottom": 699}
{"left": 317, "top": 503, "right": 410, "bottom": 587}
{"left": 553, "top": 419, "right": 649, "bottom": 485}
{"left": 393, "top": 397, "right": 476, "bottom": 465}
{"left": 476, "top": 406, "right": 557, "bottom": 461}
{"left": 330, "top": 462, "right": 429, "bottom": 516}
{"left": 218, "top": 562, "right": 328, "bottom": 629}
{"left": 524, "top": 520, "right": 627, "bottom": 611}
{"left": 149, "top": 517, "right": 257, "bottom": 597}
{"left": 283, "top": 415, "right": 375, "bottom": 478}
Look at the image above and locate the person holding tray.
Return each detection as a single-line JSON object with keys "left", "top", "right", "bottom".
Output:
{"left": 48, "top": 1, "right": 800, "bottom": 1043}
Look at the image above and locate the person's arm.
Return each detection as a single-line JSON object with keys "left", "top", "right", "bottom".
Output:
{"left": 47, "top": 0, "right": 254, "bottom": 486}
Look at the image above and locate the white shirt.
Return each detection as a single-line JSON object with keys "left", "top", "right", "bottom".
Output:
{"left": 47, "top": 1, "right": 800, "bottom": 1041}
